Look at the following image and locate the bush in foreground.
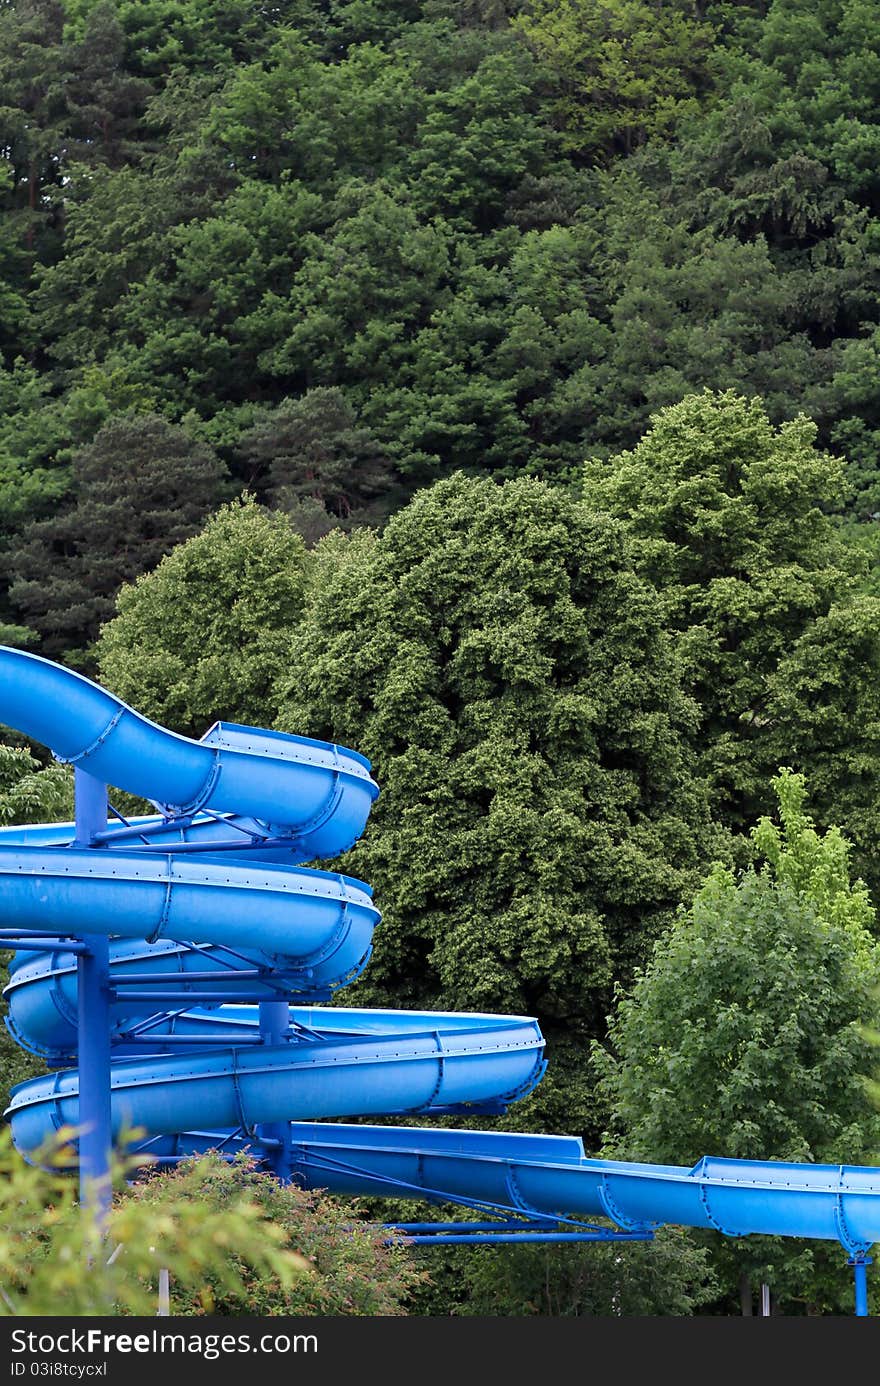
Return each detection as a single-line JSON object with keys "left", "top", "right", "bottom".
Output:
{"left": 0, "top": 1134, "right": 420, "bottom": 1317}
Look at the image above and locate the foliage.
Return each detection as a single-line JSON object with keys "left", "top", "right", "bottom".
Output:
{"left": 276, "top": 472, "right": 716, "bottom": 1141}
{"left": 0, "top": 742, "right": 73, "bottom": 827}
{"left": 0, "top": 0, "right": 68, "bottom": 259}
{"left": 96, "top": 494, "right": 310, "bottom": 736}
{"left": 125, "top": 1151, "right": 423, "bottom": 1315}
{"left": 6, "top": 413, "right": 228, "bottom": 663}
{"left": 1, "top": 0, "right": 880, "bottom": 660}
{"left": 514, "top": 0, "right": 715, "bottom": 159}
{"left": 595, "top": 771, "right": 880, "bottom": 1314}
{"left": 405, "top": 1224, "right": 718, "bottom": 1316}
{"left": 762, "top": 596, "right": 880, "bottom": 900}
{"left": 237, "top": 389, "right": 401, "bottom": 540}
{"left": 0, "top": 1134, "right": 308, "bottom": 1316}
{"left": 582, "top": 390, "right": 878, "bottom": 882}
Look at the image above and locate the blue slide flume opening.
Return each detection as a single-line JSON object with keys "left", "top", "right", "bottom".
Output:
{"left": 1, "top": 646, "right": 878, "bottom": 1312}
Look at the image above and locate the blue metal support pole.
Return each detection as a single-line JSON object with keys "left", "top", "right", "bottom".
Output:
{"left": 74, "top": 770, "right": 112, "bottom": 1227}
{"left": 385, "top": 1231, "right": 655, "bottom": 1246}
{"left": 849, "top": 1255, "right": 872, "bottom": 1318}
{"left": 258, "top": 1000, "right": 292, "bottom": 1180}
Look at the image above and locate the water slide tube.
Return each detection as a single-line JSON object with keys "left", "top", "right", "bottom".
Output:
{"left": 2, "top": 647, "right": 880, "bottom": 1268}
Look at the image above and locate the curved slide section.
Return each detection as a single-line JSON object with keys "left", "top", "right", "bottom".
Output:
{"left": 5, "top": 939, "right": 383, "bottom": 1061}
{"left": 6, "top": 1023, "right": 546, "bottom": 1158}
{"left": 0, "top": 813, "right": 322, "bottom": 865}
{"left": 0, "top": 648, "right": 378, "bottom": 857}
{"left": 4, "top": 936, "right": 541, "bottom": 1067}
{"left": 3, "top": 645, "right": 880, "bottom": 1277}
{"left": 0, "top": 847, "right": 378, "bottom": 993}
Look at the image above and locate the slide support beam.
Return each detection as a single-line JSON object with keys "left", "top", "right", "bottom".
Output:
{"left": 258, "top": 1000, "right": 292, "bottom": 1181}
{"left": 849, "top": 1254, "right": 872, "bottom": 1318}
{"left": 74, "top": 770, "right": 112, "bottom": 1229}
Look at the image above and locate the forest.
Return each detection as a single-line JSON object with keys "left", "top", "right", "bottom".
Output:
{"left": 2, "top": 0, "right": 880, "bottom": 1316}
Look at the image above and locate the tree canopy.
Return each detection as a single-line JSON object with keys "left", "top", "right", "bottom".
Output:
{"left": 583, "top": 390, "right": 880, "bottom": 897}
{"left": 3, "top": 0, "right": 880, "bottom": 667}
{"left": 276, "top": 472, "right": 715, "bottom": 1138}
{"left": 596, "top": 770, "right": 880, "bottom": 1313}
{"left": 96, "top": 494, "right": 310, "bottom": 735}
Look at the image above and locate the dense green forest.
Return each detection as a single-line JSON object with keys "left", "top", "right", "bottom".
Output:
{"left": 3, "top": 0, "right": 880, "bottom": 1315}
{"left": 5, "top": 0, "right": 880, "bottom": 662}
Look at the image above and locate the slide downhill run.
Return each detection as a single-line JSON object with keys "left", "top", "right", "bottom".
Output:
{"left": 2, "top": 646, "right": 880, "bottom": 1305}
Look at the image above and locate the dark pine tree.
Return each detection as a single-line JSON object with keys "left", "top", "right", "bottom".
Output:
{"left": 6, "top": 412, "right": 228, "bottom": 664}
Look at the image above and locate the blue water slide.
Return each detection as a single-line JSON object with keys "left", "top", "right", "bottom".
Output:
{"left": 0, "top": 648, "right": 378, "bottom": 857}
{"left": 0, "top": 813, "right": 323, "bottom": 864}
{"left": 277, "top": 1125, "right": 880, "bottom": 1252}
{"left": 3, "top": 645, "right": 880, "bottom": 1280}
{"left": 0, "top": 846, "right": 378, "bottom": 992}
{"left": 5, "top": 1019, "right": 546, "bottom": 1157}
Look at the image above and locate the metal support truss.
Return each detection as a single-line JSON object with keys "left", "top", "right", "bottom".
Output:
{"left": 381, "top": 1218, "right": 654, "bottom": 1247}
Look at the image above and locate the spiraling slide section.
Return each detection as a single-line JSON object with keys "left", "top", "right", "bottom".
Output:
{"left": 1, "top": 846, "right": 379, "bottom": 993}
{"left": 0, "top": 647, "right": 378, "bottom": 858}
{"left": 0, "top": 648, "right": 546, "bottom": 1160}
{"left": 3, "top": 645, "right": 880, "bottom": 1263}
{"left": 6, "top": 1019, "right": 546, "bottom": 1158}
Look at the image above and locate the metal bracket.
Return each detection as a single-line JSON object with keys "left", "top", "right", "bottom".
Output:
{"left": 59, "top": 708, "right": 125, "bottom": 769}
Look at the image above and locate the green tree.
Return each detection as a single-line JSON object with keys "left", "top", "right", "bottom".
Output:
{"left": 0, "top": 360, "right": 152, "bottom": 540}
{"left": 595, "top": 770, "right": 880, "bottom": 1314}
{"left": 575, "top": 171, "right": 830, "bottom": 454}
{"left": 0, "top": 360, "right": 157, "bottom": 647}
{"left": 6, "top": 413, "right": 228, "bottom": 663}
{"left": 0, "top": 160, "right": 30, "bottom": 358}
{"left": 641, "top": 0, "right": 880, "bottom": 514}
{"left": 237, "top": 389, "right": 400, "bottom": 540}
{"left": 61, "top": 0, "right": 325, "bottom": 84}
{"left": 257, "top": 183, "right": 455, "bottom": 398}
{"left": 406, "top": 1225, "right": 717, "bottom": 1316}
{"left": 370, "top": 218, "right": 610, "bottom": 482}
{"left": 583, "top": 390, "right": 862, "bottom": 842}
{"left": 762, "top": 596, "right": 880, "bottom": 900}
{"left": 0, "top": 0, "right": 68, "bottom": 254}
{"left": 826, "top": 325, "right": 880, "bottom": 520}
{"left": 0, "top": 743, "right": 72, "bottom": 827}
{"left": 276, "top": 473, "right": 715, "bottom": 1140}
{"left": 11, "top": 0, "right": 880, "bottom": 686}
{"left": 513, "top": 0, "right": 714, "bottom": 160}
{"left": 96, "top": 495, "right": 310, "bottom": 736}
{"left": 63, "top": 1, "right": 151, "bottom": 168}
{"left": 405, "top": 42, "right": 548, "bottom": 228}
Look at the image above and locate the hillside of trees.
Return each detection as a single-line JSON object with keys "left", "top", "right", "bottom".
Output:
{"left": 3, "top": 0, "right": 880, "bottom": 1315}
{"left": 4, "top": 0, "right": 880, "bottom": 660}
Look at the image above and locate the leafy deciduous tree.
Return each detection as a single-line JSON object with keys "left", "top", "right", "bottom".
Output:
{"left": 96, "top": 494, "right": 310, "bottom": 736}
{"left": 126, "top": 1151, "right": 422, "bottom": 1315}
{"left": 0, "top": 1136, "right": 307, "bottom": 1317}
{"left": 595, "top": 770, "right": 880, "bottom": 1314}
{"left": 276, "top": 472, "right": 715, "bottom": 1140}
{"left": 583, "top": 390, "right": 862, "bottom": 842}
